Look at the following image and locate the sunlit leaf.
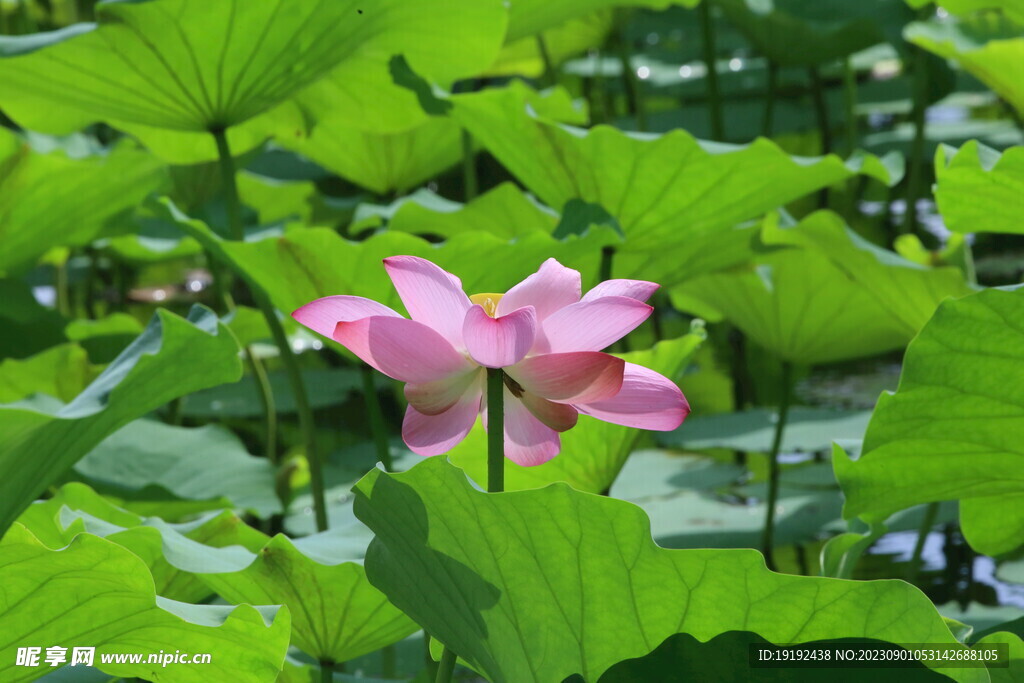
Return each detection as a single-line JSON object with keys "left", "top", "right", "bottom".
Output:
{"left": 436, "top": 81, "right": 903, "bottom": 285}
{"left": 76, "top": 420, "right": 281, "bottom": 518}
{"left": 0, "top": 305, "right": 242, "bottom": 534}
{"left": 0, "top": 0, "right": 507, "bottom": 162}
{"left": 447, "top": 331, "right": 704, "bottom": 493}
{"left": 0, "top": 523, "right": 290, "bottom": 683}
{"left": 906, "top": 15, "right": 1024, "bottom": 115}
{"left": 351, "top": 182, "right": 558, "bottom": 240}
{"left": 353, "top": 458, "right": 983, "bottom": 683}
{"left": 0, "top": 343, "right": 98, "bottom": 404}
{"left": 18, "top": 482, "right": 267, "bottom": 603}
{"left": 935, "top": 141, "right": 1024, "bottom": 235}
{"left": 905, "top": 0, "right": 1024, "bottom": 25}
{"left": 835, "top": 287, "right": 1024, "bottom": 556}
{"left": 0, "top": 129, "right": 166, "bottom": 275}
{"left": 199, "top": 529, "right": 419, "bottom": 664}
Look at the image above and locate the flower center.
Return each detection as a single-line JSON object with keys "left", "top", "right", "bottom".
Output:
{"left": 469, "top": 292, "right": 504, "bottom": 317}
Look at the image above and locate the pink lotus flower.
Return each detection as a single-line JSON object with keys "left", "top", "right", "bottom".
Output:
{"left": 292, "top": 256, "right": 689, "bottom": 466}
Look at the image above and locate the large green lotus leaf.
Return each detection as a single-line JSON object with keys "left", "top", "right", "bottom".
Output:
{"left": 835, "top": 287, "right": 1024, "bottom": 556}
{"left": 351, "top": 183, "right": 558, "bottom": 239}
{"left": 935, "top": 141, "right": 1024, "bottom": 235}
{"left": 199, "top": 530, "right": 419, "bottom": 663}
{"left": 0, "top": 305, "right": 242, "bottom": 535}
{"left": 488, "top": 10, "right": 613, "bottom": 78}
{"left": 673, "top": 225, "right": 911, "bottom": 365}
{"left": 353, "top": 458, "right": 983, "bottom": 683}
{"left": 760, "top": 210, "right": 975, "bottom": 335}
{"left": 442, "top": 82, "right": 902, "bottom": 283}
{"left": 75, "top": 420, "right": 280, "bottom": 518}
{"left": 17, "top": 482, "right": 267, "bottom": 603}
{"left": 0, "top": 343, "right": 98, "bottom": 404}
{"left": 0, "top": 0, "right": 505, "bottom": 139}
{"left": 280, "top": 117, "right": 461, "bottom": 196}
{"left": 294, "top": 1, "right": 507, "bottom": 135}
{"left": 712, "top": 0, "right": 908, "bottom": 67}
{"left": 0, "top": 524, "right": 290, "bottom": 683}
{"left": 283, "top": 85, "right": 586, "bottom": 195}
{"left": 447, "top": 331, "right": 704, "bottom": 493}
{"left": 906, "top": 15, "right": 1024, "bottom": 114}
{"left": 0, "top": 129, "right": 167, "bottom": 275}
{"left": 169, "top": 203, "right": 619, "bottom": 325}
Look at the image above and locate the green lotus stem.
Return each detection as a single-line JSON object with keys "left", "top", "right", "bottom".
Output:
{"left": 762, "top": 60, "right": 778, "bottom": 138}
{"left": 615, "top": 29, "right": 647, "bottom": 132}
{"left": 435, "top": 646, "right": 457, "bottom": 683}
{"left": 487, "top": 367, "right": 505, "bottom": 494}
{"left": 907, "top": 501, "right": 940, "bottom": 583}
{"left": 808, "top": 66, "right": 832, "bottom": 209}
{"left": 761, "top": 361, "right": 794, "bottom": 571}
{"left": 319, "top": 660, "right": 333, "bottom": 683}
{"left": 808, "top": 66, "right": 832, "bottom": 156}
{"left": 361, "top": 365, "right": 394, "bottom": 472}
{"left": 843, "top": 57, "right": 858, "bottom": 155}
{"left": 536, "top": 33, "right": 558, "bottom": 88}
{"left": 166, "top": 396, "right": 183, "bottom": 427}
{"left": 433, "top": 369, "right": 506, "bottom": 679}
{"left": 211, "top": 127, "right": 327, "bottom": 531}
{"left": 461, "top": 129, "right": 477, "bottom": 202}
{"left": 213, "top": 129, "right": 245, "bottom": 241}
{"left": 55, "top": 261, "right": 70, "bottom": 317}
{"left": 902, "top": 45, "right": 928, "bottom": 235}
{"left": 590, "top": 49, "right": 609, "bottom": 126}
{"left": 247, "top": 350, "right": 278, "bottom": 465}
{"left": 698, "top": 2, "right": 724, "bottom": 141}
{"left": 381, "top": 643, "right": 397, "bottom": 678}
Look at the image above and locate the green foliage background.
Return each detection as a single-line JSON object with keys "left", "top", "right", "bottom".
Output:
{"left": 0, "top": 0, "right": 1021, "bottom": 681}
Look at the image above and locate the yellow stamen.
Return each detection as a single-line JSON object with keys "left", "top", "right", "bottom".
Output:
{"left": 469, "top": 292, "right": 504, "bottom": 317}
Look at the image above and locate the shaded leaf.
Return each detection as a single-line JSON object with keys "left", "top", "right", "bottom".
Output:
{"left": 75, "top": 420, "right": 281, "bottom": 518}
{"left": 0, "top": 129, "right": 166, "bottom": 275}
{"left": 0, "top": 305, "right": 242, "bottom": 534}
{"left": 659, "top": 407, "right": 872, "bottom": 454}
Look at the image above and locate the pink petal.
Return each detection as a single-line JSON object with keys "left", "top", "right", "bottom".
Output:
{"left": 540, "top": 296, "right": 653, "bottom": 353}
{"left": 507, "top": 352, "right": 624, "bottom": 403}
{"left": 403, "top": 387, "right": 482, "bottom": 456}
{"left": 405, "top": 369, "right": 483, "bottom": 416}
{"left": 463, "top": 305, "right": 537, "bottom": 368}
{"left": 333, "top": 316, "right": 471, "bottom": 383}
{"left": 521, "top": 392, "right": 578, "bottom": 432}
{"left": 502, "top": 389, "right": 562, "bottom": 466}
{"left": 582, "top": 279, "right": 660, "bottom": 303}
{"left": 292, "top": 296, "right": 401, "bottom": 338}
{"left": 383, "top": 255, "right": 471, "bottom": 348}
{"left": 576, "top": 363, "right": 690, "bottom": 431}
{"left": 496, "top": 258, "right": 581, "bottom": 320}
